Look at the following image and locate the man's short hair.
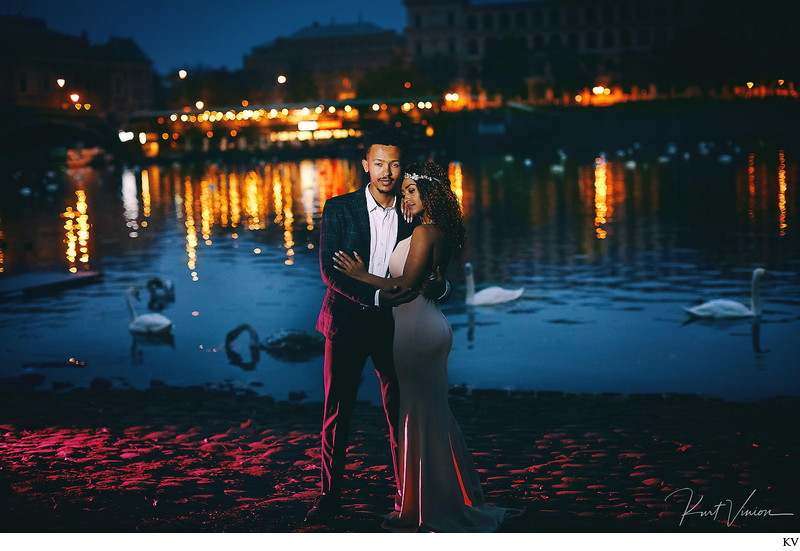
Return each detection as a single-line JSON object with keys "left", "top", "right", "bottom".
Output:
{"left": 362, "top": 126, "right": 404, "bottom": 158}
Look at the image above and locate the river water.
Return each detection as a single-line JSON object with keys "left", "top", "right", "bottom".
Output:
{"left": 1, "top": 138, "right": 798, "bottom": 402}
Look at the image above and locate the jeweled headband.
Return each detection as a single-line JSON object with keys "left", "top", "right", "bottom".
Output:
{"left": 404, "top": 172, "right": 440, "bottom": 184}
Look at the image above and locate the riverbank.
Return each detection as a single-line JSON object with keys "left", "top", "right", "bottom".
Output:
{"left": 4, "top": 98, "right": 798, "bottom": 174}
{"left": 0, "top": 387, "right": 797, "bottom": 533}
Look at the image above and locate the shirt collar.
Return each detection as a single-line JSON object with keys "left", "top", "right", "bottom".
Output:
{"left": 365, "top": 184, "right": 396, "bottom": 212}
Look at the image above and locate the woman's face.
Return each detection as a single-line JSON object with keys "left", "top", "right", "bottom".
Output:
{"left": 401, "top": 178, "right": 425, "bottom": 218}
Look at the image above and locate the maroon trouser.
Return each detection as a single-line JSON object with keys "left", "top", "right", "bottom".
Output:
{"left": 320, "top": 307, "right": 400, "bottom": 496}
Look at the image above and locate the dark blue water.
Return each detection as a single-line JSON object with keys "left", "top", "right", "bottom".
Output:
{"left": 1, "top": 142, "right": 798, "bottom": 402}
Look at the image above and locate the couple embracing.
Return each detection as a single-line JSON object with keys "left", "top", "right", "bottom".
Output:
{"left": 308, "top": 126, "right": 516, "bottom": 532}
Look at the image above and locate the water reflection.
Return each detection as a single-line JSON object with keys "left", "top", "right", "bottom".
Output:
{"left": 0, "top": 144, "right": 798, "bottom": 401}
{"left": 122, "top": 169, "right": 139, "bottom": 238}
{"left": 1, "top": 148, "right": 797, "bottom": 280}
{"left": 131, "top": 332, "right": 175, "bottom": 365}
{"left": 141, "top": 169, "right": 152, "bottom": 219}
{"left": 0, "top": 217, "right": 4, "bottom": 273}
{"left": 183, "top": 175, "right": 198, "bottom": 280}
{"left": 449, "top": 162, "right": 464, "bottom": 205}
{"left": 593, "top": 155, "right": 610, "bottom": 239}
{"left": 779, "top": 150, "right": 787, "bottom": 236}
{"left": 457, "top": 147, "right": 797, "bottom": 281}
{"left": 751, "top": 317, "right": 767, "bottom": 356}
{"left": 61, "top": 189, "right": 90, "bottom": 273}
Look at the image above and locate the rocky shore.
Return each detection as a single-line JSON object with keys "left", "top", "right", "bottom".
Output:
{"left": 0, "top": 387, "right": 797, "bottom": 533}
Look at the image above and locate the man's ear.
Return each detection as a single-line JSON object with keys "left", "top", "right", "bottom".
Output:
{"left": 362, "top": 158, "right": 369, "bottom": 173}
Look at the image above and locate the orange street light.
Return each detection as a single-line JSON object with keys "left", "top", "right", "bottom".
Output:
{"left": 57, "top": 78, "right": 66, "bottom": 88}
{"left": 178, "top": 70, "right": 187, "bottom": 79}
{"left": 70, "top": 93, "right": 80, "bottom": 102}
{"left": 277, "top": 75, "right": 287, "bottom": 84}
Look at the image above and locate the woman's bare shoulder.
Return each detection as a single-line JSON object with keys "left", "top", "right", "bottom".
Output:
{"left": 412, "top": 223, "right": 443, "bottom": 240}
{"left": 409, "top": 225, "right": 444, "bottom": 259}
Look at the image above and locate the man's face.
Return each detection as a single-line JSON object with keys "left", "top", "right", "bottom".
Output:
{"left": 362, "top": 144, "right": 401, "bottom": 196}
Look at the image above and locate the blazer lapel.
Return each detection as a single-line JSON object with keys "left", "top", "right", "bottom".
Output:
{"left": 351, "top": 190, "right": 371, "bottom": 264}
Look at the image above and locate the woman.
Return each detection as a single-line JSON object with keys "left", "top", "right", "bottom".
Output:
{"left": 333, "top": 161, "right": 513, "bottom": 532}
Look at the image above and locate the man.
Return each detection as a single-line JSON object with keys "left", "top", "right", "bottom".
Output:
{"left": 307, "top": 126, "right": 446, "bottom": 522}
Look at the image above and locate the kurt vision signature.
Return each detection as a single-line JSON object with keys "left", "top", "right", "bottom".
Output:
{"left": 666, "top": 487, "right": 795, "bottom": 527}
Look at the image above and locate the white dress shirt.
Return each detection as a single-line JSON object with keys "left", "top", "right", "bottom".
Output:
{"left": 365, "top": 185, "right": 398, "bottom": 305}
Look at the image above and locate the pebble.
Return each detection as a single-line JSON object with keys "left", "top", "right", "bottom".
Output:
{"left": 0, "top": 388, "right": 795, "bottom": 533}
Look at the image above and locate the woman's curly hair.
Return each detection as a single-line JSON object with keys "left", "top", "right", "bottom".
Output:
{"left": 403, "top": 161, "right": 465, "bottom": 258}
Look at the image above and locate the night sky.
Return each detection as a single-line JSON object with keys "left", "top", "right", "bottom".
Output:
{"left": 9, "top": 0, "right": 407, "bottom": 74}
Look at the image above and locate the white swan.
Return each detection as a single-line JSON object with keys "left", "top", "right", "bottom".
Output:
{"left": 683, "top": 268, "right": 767, "bottom": 319}
{"left": 126, "top": 287, "right": 173, "bottom": 333}
{"left": 465, "top": 262, "right": 524, "bottom": 305}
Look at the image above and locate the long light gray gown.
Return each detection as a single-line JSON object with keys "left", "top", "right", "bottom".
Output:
{"left": 383, "top": 236, "right": 511, "bottom": 532}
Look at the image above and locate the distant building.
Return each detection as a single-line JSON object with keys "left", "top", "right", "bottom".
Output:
{"left": 244, "top": 20, "right": 405, "bottom": 102}
{"left": 0, "top": 16, "right": 155, "bottom": 118}
{"left": 404, "top": 0, "right": 798, "bottom": 102}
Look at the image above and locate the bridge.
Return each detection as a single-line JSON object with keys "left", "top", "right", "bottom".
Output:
{"left": 0, "top": 106, "right": 112, "bottom": 152}
{"left": 119, "top": 95, "right": 462, "bottom": 159}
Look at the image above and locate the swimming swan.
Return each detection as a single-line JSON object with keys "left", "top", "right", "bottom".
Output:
{"left": 147, "top": 277, "right": 175, "bottom": 301}
{"left": 224, "top": 324, "right": 324, "bottom": 364}
{"left": 146, "top": 277, "right": 175, "bottom": 311}
{"left": 126, "top": 287, "right": 173, "bottom": 333}
{"left": 465, "top": 262, "right": 525, "bottom": 305}
{"left": 683, "top": 268, "right": 767, "bottom": 319}
{"left": 225, "top": 324, "right": 261, "bottom": 370}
